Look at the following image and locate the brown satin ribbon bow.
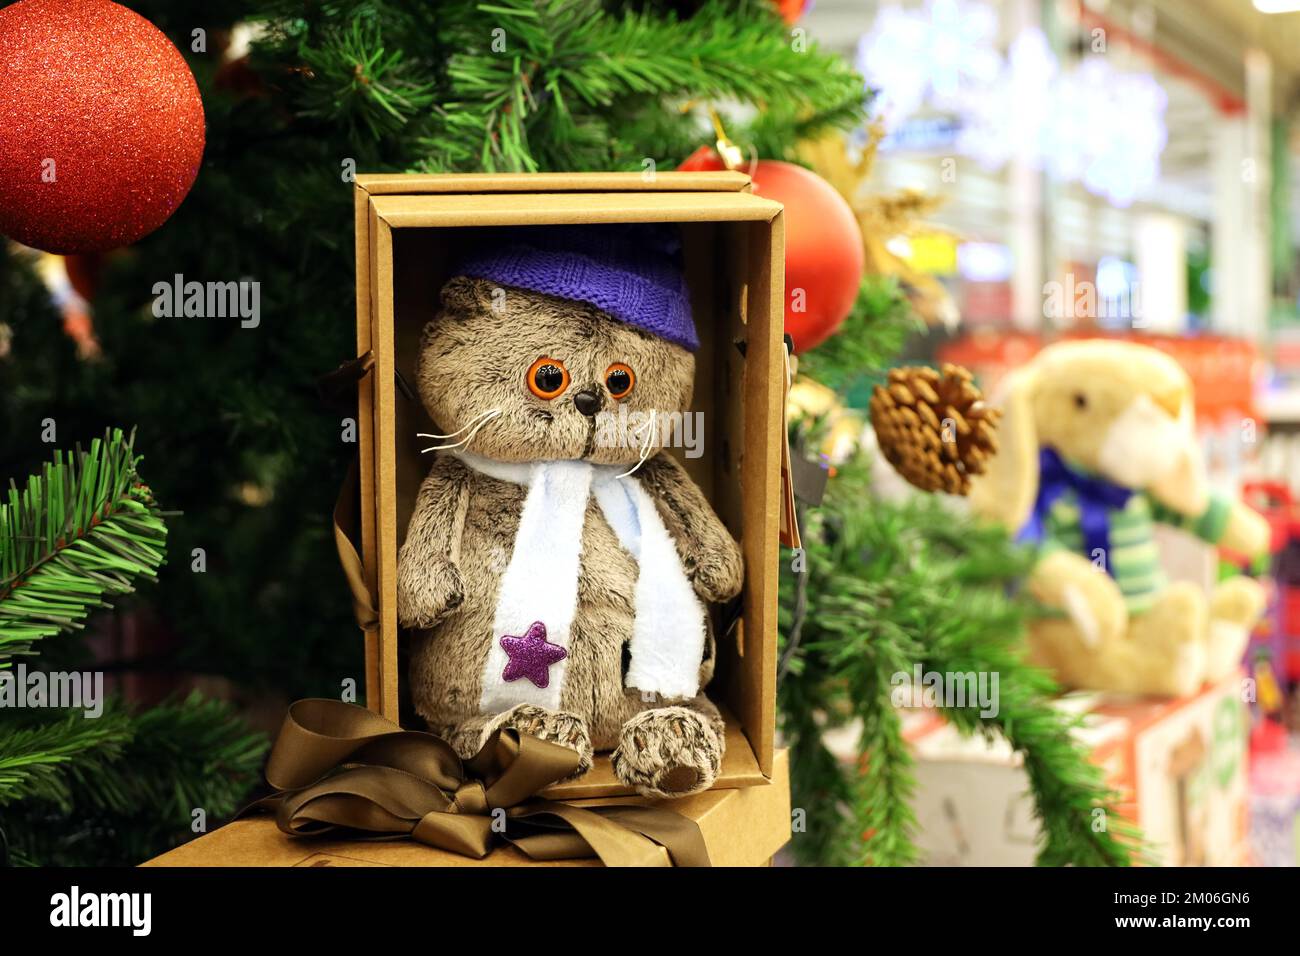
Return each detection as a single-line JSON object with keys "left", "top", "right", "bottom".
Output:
{"left": 244, "top": 698, "right": 711, "bottom": 867}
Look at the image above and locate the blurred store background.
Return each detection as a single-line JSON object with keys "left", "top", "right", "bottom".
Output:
{"left": 796, "top": 0, "right": 1300, "bottom": 867}
{"left": 804, "top": 0, "right": 1300, "bottom": 445}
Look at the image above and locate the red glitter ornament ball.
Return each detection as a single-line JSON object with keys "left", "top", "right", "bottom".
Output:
{"left": 0, "top": 0, "right": 205, "bottom": 254}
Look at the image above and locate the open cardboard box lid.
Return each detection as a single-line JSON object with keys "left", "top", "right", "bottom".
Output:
{"left": 355, "top": 170, "right": 755, "bottom": 195}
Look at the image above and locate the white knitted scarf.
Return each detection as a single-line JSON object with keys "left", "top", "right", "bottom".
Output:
{"left": 452, "top": 451, "right": 706, "bottom": 714}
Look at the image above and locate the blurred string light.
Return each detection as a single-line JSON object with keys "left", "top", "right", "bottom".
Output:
{"left": 1252, "top": 1, "right": 1300, "bottom": 13}
{"left": 1095, "top": 255, "right": 1141, "bottom": 327}
{"left": 857, "top": 0, "right": 1168, "bottom": 207}
{"left": 858, "top": 0, "right": 1002, "bottom": 120}
{"left": 957, "top": 241, "right": 1013, "bottom": 282}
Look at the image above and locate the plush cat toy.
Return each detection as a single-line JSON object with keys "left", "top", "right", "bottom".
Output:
{"left": 969, "top": 339, "right": 1270, "bottom": 697}
{"left": 396, "top": 224, "right": 744, "bottom": 798}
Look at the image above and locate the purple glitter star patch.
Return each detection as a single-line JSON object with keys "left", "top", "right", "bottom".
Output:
{"left": 500, "top": 621, "right": 567, "bottom": 689}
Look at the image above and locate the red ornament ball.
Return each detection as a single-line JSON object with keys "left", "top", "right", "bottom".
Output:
{"left": 774, "top": 0, "right": 811, "bottom": 25}
{"left": 680, "top": 151, "right": 864, "bottom": 352}
{"left": 0, "top": 0, "right": 205, "bottom": 254}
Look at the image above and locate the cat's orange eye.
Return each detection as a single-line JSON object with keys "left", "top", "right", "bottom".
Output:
{"left": 605, "top": 363, "right": 636, "bottom": 399}
{"left": 527, "top": 356, "right": 570, "bottom": 399}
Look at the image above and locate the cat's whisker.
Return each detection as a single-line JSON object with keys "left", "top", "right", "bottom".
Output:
{"left": 421, "top": 409, "right": 501, "bottom": 453}
{"left": 418, "top": 407, "right": 501, "bottom": 441}
{"left": 616, "top": 409, "right": 657, "bottom": 479}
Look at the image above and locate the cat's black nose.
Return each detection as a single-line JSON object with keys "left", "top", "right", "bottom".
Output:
{"left": 573, "top": 388, "right": 604, "bottom": 417}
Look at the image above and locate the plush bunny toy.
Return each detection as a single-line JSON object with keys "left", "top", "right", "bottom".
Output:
{"left": 396, "top": 224, "right": 744, "bottom": 798}
{"left": 970, "top": 339, "right": 1270, "bottom": 697}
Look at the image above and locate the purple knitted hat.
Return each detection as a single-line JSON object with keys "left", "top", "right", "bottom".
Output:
{"left": 454, "top": 223, "right": 698, "bottom": 352}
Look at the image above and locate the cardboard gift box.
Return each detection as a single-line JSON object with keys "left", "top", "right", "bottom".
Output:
{"left": 889, "top": 674, "right": 1249, "bottom": 866}
{"left": 346, "top": 171, "right": 788, "bottom": 801}
{"left": 143, "top": 749, "right": 791, "bottom": 867}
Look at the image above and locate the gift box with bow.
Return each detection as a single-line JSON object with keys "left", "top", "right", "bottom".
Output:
{"left": 144, "top": 699, "right": 792, "bottom": 867}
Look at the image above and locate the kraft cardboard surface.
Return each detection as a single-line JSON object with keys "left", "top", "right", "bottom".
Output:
{"left": 351, "top": 172, "right": 786, "bottom": 798}
{"left": 370, "top": 190, "right": 783, "bottom": 228}
{"left": 356, "top": 170, "right": 754, "bottom": 195}
{"left": 142, "top": 750, "right": 791, "bottom": 868}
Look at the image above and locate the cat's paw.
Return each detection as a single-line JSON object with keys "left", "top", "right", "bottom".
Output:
{"left": 611, "top": 706, "right": 722, "bottom": 798}
{"left": 481, "top": 704, "right": 593, "bottom": 779}
{"left": 396, "top": 557, "right": 464, "bottom": 629}
{"left": 686, "top": 542, "right": 744, "bottom": 603}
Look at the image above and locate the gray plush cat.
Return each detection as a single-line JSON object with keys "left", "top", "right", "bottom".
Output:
{"left": 396, "top": 225, "right": 743, "bottom": 798}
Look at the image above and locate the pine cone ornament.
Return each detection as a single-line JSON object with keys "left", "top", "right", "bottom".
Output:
{"left": 869, "top": 364, "right": 1000, "bottom": 495}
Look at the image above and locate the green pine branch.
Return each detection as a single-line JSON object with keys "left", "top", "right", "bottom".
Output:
{"left": 928, "top": 622, "right": 1143, "bottom": 866}
{"left": 0, "top": 428, "right": 168, "bottom": 661}
{"left": 781, "top": 476, "right": 927, "bottom": 866}
{"left": 853, "top": 698, "right": 918, "bottom": 867}
{"left": 744, "top": 86, "right": 878, "bottom": 162}
{"left": 410, "top": 0, "right": 867, "bottom": 172}
{"left": 0, "top": 428, "right": 267, "bottom": 865}
{"left": 0, "top": 707, "right": 132, "bottom": 809}
{"left": 781, "top": 656, "right": 860, "bottom": 865}
{"left": 297, "top": 14, "right": 438, "bottom": 140}
{"left": 0, "top": 693, "right": 268, "bottom": 866}
{"left": 61, "top": 693, "right": 268, "bottom": 821}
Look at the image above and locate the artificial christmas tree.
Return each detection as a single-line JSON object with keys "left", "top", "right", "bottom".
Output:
{"left": 0, "top": 0, "right": 864, "bottom": 864}
{"left": 0, "top": 0, "right": 866, "bottom": 712}
{"left": 0, "top": 430, "right": 265, "bottom": 865}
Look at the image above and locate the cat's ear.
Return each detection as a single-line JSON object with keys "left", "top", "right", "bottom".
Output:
{"left": 438, "top": 276, "right": 495, "bottom": 317}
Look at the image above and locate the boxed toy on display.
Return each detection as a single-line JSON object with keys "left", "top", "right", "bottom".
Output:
{"left": 146, "top": 170, "right": 794, "bottom": 867}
